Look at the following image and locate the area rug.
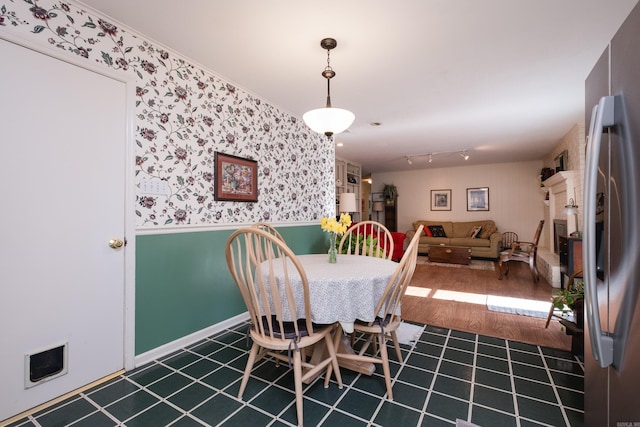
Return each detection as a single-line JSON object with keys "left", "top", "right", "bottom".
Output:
{"left": 395, "top": 321, "right": 425, "bottom": 345}
{"left": 486, "top": 295, "right": 553, "bottom": 319}
{"left": 417, "top": 256, "right": 495, "bottom": 271}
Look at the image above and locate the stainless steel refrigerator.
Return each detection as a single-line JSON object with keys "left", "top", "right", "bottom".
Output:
{"left": 584, "top": 2, "right": 640, "bottom": 426}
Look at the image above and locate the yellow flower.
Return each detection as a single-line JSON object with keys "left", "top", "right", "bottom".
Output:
{"left": 320, "top": 213, "right": 352, "bottom": 236}
{"left": 339, "top": 213, "right": 352, "bottom": 228}
{"left": 320, "top": 217, "right": 328, "bottom": 229}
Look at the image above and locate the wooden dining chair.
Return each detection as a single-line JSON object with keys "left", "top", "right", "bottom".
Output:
{"left": 251, "top": 222, "right": 286, "bottom": 263}
{"left": 330, "top": 225, "right": 424, "bottom": 401}
{"left": 338, "top": 220, "right": 394, "bottom": 260}
{"left": 501, "top": 220, "right": 545, "bottom": 282}
{"left": 252, "top": 221, "right": 285, "bottom": 242}
{"left": 225, "top": 227, "right": 343, "bottom": 426}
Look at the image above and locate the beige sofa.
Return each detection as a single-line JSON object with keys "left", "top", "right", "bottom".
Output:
{"left": 405, "top": 220, "right": 503, "bottom": 259}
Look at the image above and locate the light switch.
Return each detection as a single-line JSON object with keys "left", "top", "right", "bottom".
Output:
{"left": 140, "top": 177, "right": 168, "bottom": 195}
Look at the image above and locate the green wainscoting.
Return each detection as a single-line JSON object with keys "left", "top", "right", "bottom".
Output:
{"left": 135, "top": 224, "right": 327, "bottom": 354}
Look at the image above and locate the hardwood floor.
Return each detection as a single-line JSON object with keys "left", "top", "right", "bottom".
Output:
{"left": 402, "top": 259, "right": 573, "bottom": 351}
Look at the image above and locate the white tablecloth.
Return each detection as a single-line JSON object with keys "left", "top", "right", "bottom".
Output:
{"left": 261, "top": 254, "right": 398, "bottom": 333}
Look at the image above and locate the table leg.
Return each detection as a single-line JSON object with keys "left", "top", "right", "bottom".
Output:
{"left": 303, "top": 324, "right": 375, "bottom": 384}
{"left": 333, "top": 324, "right": 376, "bottom": 376}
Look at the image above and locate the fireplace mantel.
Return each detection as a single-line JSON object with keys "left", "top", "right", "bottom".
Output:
{"left": 542, "top": 170, "right": 579, "bottom": 190}
{"left": 542, "top": 170, "right": 579, "bottom": 237}
{"left": 538, "top": 170, "right": 581, "bottom": 288}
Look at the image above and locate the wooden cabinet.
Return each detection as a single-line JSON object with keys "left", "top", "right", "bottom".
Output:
{"left": 559, "top": 236, "right": 582, "bottom": 288}
{"left": 335, "top": 157, "right": 361, "bottom": 222}
{"left": 384, "top": 201, "right": 397, "bottom": 232}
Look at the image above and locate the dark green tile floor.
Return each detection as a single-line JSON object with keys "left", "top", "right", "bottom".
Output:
{"left": 7, "top": 322, "right": 584, "bottom": 426}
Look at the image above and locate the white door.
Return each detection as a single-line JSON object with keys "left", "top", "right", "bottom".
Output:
{"left": 0, "top": 37, "right": 133, "bottom": 420}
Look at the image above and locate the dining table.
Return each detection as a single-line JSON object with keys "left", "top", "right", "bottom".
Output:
{"left": 260, "top": 253, "right": 399, "bottom": 379}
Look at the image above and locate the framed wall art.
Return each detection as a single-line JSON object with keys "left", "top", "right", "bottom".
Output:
{"left": 467, "top": 187, "right": 489, "bottom": 211}
{"left": 430, "top": 189, "right": 452, "bottom": 211}
{"left": 554, "top": 150, "right": 568, "bottom": 172}
{"left": 372, "top": 192, "right": 385, "bottom": 202}
{"left": 214, "top": 152, "right": 258, "bottom": 202}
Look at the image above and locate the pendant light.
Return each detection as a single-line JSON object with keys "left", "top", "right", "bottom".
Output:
{"left": 303, "top": 38, "right": 355, "bottom": 139}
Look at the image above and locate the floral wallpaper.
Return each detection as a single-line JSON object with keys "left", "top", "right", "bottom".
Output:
{"left": 1, "top": 0, "right": 335, "bottom": 228}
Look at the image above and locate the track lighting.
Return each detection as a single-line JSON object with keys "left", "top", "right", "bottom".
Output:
{"left": 403, "top": 149, "right": 470, "bottom": 164}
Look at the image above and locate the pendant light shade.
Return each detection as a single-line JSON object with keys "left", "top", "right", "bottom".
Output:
{"left": 303, "top": 107, "right": 355, "bottom": 136}
{"left": 303, "top": 38, "right": 355, "bottom": 138}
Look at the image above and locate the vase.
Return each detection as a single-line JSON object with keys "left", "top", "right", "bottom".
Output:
{"left": 328, "top": 233, "right": 337, "bottom": 263}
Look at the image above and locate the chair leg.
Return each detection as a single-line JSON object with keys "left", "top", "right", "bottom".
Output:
{"left": 357, "top": 334, "right": 374, "bottom": 356}
{"left": 324, "top": 330, "right": 343, "bottom": 389}
{"left": 498, "top": 259, "right": 510, "bottom": 279}
{"left": 293, "top": 349, "right": 304, "bottom": 427}
{"left": 545, "top": 299, "right": 554, "bottom": 328}
{"left": 389, "top": 330, "right": 403, "bottom": 363}
{"left": 377, "top": 332, "right": 393, "bottom": 401}
{"left": 238, "top": 342, "right": 260, "bottom": 399}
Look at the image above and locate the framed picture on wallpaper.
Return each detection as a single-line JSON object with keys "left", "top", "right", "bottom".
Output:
{"left": 430, "top": 189, "right": 451, "bottom": 211}
{"left": 214, "top": 152, "right": 258, "bottom": 202}
{"left": 467, "top": 187, "right": 489, "bottom": 211}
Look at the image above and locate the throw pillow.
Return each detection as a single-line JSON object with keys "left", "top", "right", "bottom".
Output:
{"left": 479, "top": 223, "right": 497, "bottom": 239}
{"left": 424, "top": 227, "right": 433, "bottom": 237}
{"left": 428, "top": 225, "right": 447, "bottom": 237}
{"left": 469, "top": 225, "right": 483, "bottom": 238}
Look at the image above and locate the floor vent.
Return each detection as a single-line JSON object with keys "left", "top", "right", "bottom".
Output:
{"left": 25, "top": 343, "right": 68, "bottom": 388}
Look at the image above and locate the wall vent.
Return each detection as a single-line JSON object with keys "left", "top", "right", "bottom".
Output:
{"left": 25, "top": 343, "right": 68, "bottom": 388}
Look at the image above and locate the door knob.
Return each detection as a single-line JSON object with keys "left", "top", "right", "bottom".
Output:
{"left": 109, "top": 238, "right": 124, "bottom": 249}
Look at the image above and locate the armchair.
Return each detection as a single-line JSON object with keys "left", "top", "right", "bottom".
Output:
{"left": 499, "top": 220, "right": 545, "bottom": 282}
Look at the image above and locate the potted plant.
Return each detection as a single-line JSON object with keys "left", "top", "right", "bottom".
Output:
{"left": 382, "top": 184, "right": 398, "bottom": 205}
{"left": 552, "top": 277, "right": 584, "bottom": 328}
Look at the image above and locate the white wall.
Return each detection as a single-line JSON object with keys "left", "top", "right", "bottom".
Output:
{"left": 373, "top": 160, "right": 547, "bottom": 246}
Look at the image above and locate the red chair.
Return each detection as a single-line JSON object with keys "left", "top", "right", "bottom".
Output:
{"left": 390, "top": 232, "right": 406, "bottom": 261}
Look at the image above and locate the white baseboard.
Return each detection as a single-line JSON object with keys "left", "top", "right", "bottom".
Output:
{"left": 134, "top": 312, "right": 250, "bottom": 368}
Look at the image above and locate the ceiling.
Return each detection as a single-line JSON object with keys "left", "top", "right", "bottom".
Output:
{"left": 79, "top": 0, "right": 638, "bottom": 176}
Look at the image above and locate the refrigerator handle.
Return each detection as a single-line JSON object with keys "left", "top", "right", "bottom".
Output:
{"left": 584, "top": 95, "right": 615, "bottom": 368}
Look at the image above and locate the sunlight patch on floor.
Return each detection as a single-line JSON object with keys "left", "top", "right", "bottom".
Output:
{"left": 405, "top": 286, "right": 433, "bottom": 298}
{"left": 406, "top": 287, "right": 487, "bottom": 305}
{"left": 486, "top": 295, "right": 552, "bottom": 318}
{"left": 433, "top": 289, "right": 488, "bottom": 305}
{"left": 405, "top": 286, "right": 551, "bottom": 317}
